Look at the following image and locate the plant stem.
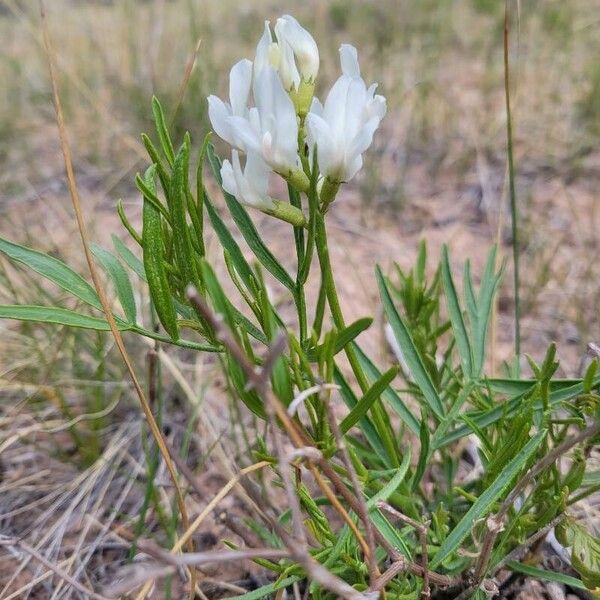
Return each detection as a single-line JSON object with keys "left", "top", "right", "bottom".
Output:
{"left": 315, "top": 212, "right": 369, "bottom": 392}
{"left": 504, "top": 1, "right": 520, "bottom": 359}
{"left": 314, "top": 212, "right": 400, "bottom": 466}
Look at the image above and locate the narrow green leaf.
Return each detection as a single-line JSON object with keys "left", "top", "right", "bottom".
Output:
{"left": 227, "top": 576, "right": 301, "bottom": 600}
{"left": 141, "top": 166, "right": 179, "bottom": 339}
{"left": 505, "top": 561, "right": 586, "bottom": 590}
{"left": 0, "top": 305, "right": 130, "bottom": 331}
{"left": 334, "top": 367, "right": 391, "bottom": 468}
{"left": 91, "top": 244, "right": 137, "bottom": 324}
{"left": 441, "top": 245, "right": 473, "bottom": 377}
{"left": 341, "top": 366, "right": 399, "bottom": 433}
{"left": 203, "top": 189, "right": 256, "bottom": 293}
{"left": 112, "top": 235, "right": 147, "bottom": 282}
{"left": 207, "top": 145, "right": 295, "bottom": 293}
{"left": 436, "top": 375, "right": 600, "bottom": 448}
{"left": 431, "top": 430, "right": 546, "bottom": 568}
{"left": 472, "top": 246, "right": 503, "bottom": 375}
{"left": 151, "top": 96, "right": 175, "bottom": 166}
{"left": 353, "top": 342, "right": 420, "bottom": 435}
{"left": 170, "top": 137, "right": 198, "bottom": 289}
{"left": 367, "top": 448, "right": 412, "bottom": 507}
{"left": 411, "top": 416, "right": 431, "bottom": 491}
{"left": 0, "top": 237, "right": 101, "bottom": 310}
{"left": 376, "top": 266, "right": 445, "bottom": 419}
{"left": 307, "top": 317, "right": 373, "bottom": 362}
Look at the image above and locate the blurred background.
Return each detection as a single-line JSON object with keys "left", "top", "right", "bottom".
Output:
{"left": 0, "top": 1, "right": 599, "bottom": 596}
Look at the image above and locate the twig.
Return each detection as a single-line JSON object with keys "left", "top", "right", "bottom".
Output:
{"left": 325, "top": 393, "right": 379, "bottom": 588}
{"left": 1, "top": 537, "right": 110, "bottom": 600}
{"left": 377, "top": 502, "right": 430, "bottom": 599}
{"left": 372, "top": 559, "right": 406, "bottom": 591}
{"left": 39, "top": 3, "right": 196, "bottom": 596}
{"left": 492, "top": 514, "right": 565, "bottom": 574}
{"left": 186, "top": 287, "right": 374, "bottom": 600}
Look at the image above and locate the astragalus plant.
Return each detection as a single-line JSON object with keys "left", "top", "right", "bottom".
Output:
{"left": 1, "top": 13, "right": 600, "bottom": 600}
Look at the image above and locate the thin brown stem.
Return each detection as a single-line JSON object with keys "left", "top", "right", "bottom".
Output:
{"left": 472, "top": 421, "right": 600, "bottom": 586}
{"left": 39, "top": 3, "right": 196, "bottom": 596}
{"left": 325, "top": 395, "right": 379, "bottom": 587}
{"left": 378, "top": 502, "right": 431, "bottom": 599}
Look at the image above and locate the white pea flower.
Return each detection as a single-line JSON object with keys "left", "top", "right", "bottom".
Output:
{"left": 221, "top": 150, "right": 306, "bottom": 226}
{"left": 274, "top": 15, "right": 319, "bottom": 89}
{"left": 255, "top": 21, "right": 281, "bottom": 77}
{"left": 306, "top": 44, "right": 387, "bottom": 185}
{"left": 207, "top": 59, "right": 253, "bottom": 150}
{"left": 227, "top": 65, "right": 301, "bottom": 175}
{"left": 221, "top": 150, "right": 274, "bottom": 210}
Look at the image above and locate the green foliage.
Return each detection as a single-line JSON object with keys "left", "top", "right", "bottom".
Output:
{"left": 2, "top": 97, "right": 598, "bottom": 599}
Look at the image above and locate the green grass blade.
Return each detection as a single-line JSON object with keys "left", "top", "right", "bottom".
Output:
{"left": 431, "top": 430, "right": 546, "bottom": 568}
{"left": 376, "top": 266, "right": 444, "bottom": 419}
{"left": 91, "top": 244, "right": 137, "bottom": 324}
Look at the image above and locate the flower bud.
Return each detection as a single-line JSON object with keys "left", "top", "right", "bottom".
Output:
{"left": 275, "top": 15, "right": 319, "bottom": 85}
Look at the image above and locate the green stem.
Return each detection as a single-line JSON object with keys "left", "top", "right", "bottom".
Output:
{"left": 314, "top": 212, "right": 399, "bottom": 466}
{"left": 504, "top": 2, "right": 520, "bottom": 360}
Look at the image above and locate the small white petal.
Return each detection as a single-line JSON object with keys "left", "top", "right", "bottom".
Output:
{"left": 276, "top": 15, "right": 319, "bottom": 81}
{"left": 340, "top": 44, "right": 360, "bottom": 78}
{"left": 255, "top": 21, "right": 273, "bottom": 75}
{"left": 208, "top": 95, "right": 235, "bottom": 147}
{"left": 229, "top": 59, "right": 253, "bottom": 116}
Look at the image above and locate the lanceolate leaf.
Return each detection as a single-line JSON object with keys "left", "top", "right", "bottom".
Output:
{"left": 141, "top": 166, "right": 179, "bottom": 340}
{"left": 91, "top": 244, "right": 137, "bottom": 324}
{"left": 472, "top": 247, "right": 503, "bottom": 376}
{"left": 307, "top": 317, "right": 373, "bottom": 362}
{"left": 0, "top": 305, "right": 130, "bottom": 331}
{"left": 0, "top": 237, "right": 101, "bottom": 311}
{"left": 207, "top": 145, "right": 295, "bottom": 293}
{"left": 376, "top": 266, "right": 445, "bottom": 419}
{"left": 505, "top": 561, "right": 586, "bottom": 590}
{"left": 431, "top": 430, "right": 546, "bottom": 568}
{"left": 436, "top": 375, "right": 600, "bottom": 448}
{"left": 334, "top": 367, "right": 391, "bottom": 468}
{"left": 203, "top": 190, "right": 256, "bottom": 294}
{"left": 170, "top": 137, "right": 199, "bottom": 289}
{"left": 441, "top": 245, "right": 473, "bottom": 377}
{"left": 112, "top": 235, "right": 147, "bottom": 282}
{"left": 340, "top": 366, "right": 399, "bottom": 433}
{"left": 353, "top": 342, "right": 420, "bottom": 435}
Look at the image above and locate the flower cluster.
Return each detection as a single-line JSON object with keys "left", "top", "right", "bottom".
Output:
{"left": 208, "top": 15, "right": 386, "bottom": 220}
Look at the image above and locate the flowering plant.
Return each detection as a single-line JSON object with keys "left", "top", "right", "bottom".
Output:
{"left": 0, "top": 13, "right": 599, "bottom": 600}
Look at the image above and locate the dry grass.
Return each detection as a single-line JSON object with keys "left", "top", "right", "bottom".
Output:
{"left": 0, "top": 0, "right": 599, "bottom": 597}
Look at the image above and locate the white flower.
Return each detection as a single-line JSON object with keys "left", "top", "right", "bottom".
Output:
{"left": 227, "top": 65, "right": 300, "bottom": 174}
{"left": 274, "top": 15, "right": 319, "bottom": 90}
{"left": 221, "top": 150, "right": 274, "bottom": 211}
{"left": 207, "top": 59, "right": 253, "bottom": 150}
{"left": 255, "top": 21, "right": 281, "bottom": 77}
{"left": 306, "top": 44, "right": 386, "bottom": 183}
